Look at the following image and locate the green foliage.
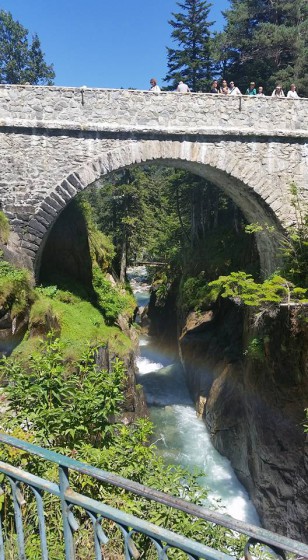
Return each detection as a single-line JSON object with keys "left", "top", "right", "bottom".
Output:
{"left": 215, "top": 0, "right": 308, "bottom": 96}
{"left": 0, "top": 211, "right": 9, "bottom": 244}
{"left": 180, "top": 275, "right": 211, "bottom": 312}
{"left": 83, "top": 166, "right": 172, "bottom": 279}
{"left": 165, "top": 0, "right": 214, "bottom": 91}
{"left": 244, "top": 337, "right": 265, "bottom": 362}
{"left": 78, "top": 199, "right": 115, "bottom": 272}
{"left": 0, "top": 336, "right": 245, "bottom": 559}
{"left": 92, "top": 266, "right": 136, "bottom": 324}
{"left": 0, "top": 10, "right": 55, "bottom": 84}
{"left": 244, "top": 222, "right": 275, "bottom": 235}
{"left": 181, "top": 271, "right": 307, "bottom": 314}
{"left": 208, "top": 271, "right": 307, "bottom": 306}
{"left": 281, "top": 184, "right": 308, "bottom": 288}
{"left": 0, "top": 260, "right": 34, "bottom": 317}
{"left": 1, "top": 334, "right": 125, "bottom": 448}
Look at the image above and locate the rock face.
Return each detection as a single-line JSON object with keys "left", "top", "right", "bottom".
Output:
{"left": 0, "top": 308, "right": 29, "bottom": 357}
{"left": 179, "top": 299, "right": 308, "bottom": 543}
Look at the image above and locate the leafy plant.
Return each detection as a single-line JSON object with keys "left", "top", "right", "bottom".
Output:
{"left": 208, "top": 272, "right": 307, "bottom": 306}
{"left": 281, "top": 184, "right": 308, "bottom": 288}
{"left": 92, "top": 265, "right": 135, "bottom": 324}
{"left": 1, "top": 334, "right": 125, "bottom": 448}
{"left": 0, "top": 334, "right": 246, "bottom": 559}
{"left": 245, "top": 337, "right": 265, "bottom": 362}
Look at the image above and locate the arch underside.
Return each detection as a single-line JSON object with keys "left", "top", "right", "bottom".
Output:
{"left": 23, "top": 139, "right": 288, "bottom": 278}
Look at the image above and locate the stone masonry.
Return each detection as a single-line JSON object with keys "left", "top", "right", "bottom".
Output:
{"left": 0, "top": 84, "right": 307, "bottom": 277}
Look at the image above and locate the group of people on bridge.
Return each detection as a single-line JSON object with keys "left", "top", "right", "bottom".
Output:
{"left": 149, "top": 78, "right": 300, "bottom": 98}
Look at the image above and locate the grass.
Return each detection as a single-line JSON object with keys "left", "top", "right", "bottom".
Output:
{"left": 11, "top": 290, "right": 133, "bottom": 364}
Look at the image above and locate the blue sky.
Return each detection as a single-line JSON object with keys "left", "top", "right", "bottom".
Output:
{"left": 1, "top": 1, "right": 229, "bottom": 90}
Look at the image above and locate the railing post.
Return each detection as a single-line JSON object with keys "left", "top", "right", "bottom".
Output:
{"left": 0, "top": 508, "right": 4, "bottom": 560}
{"left": 59, "top": 466, "right": 75, "bottom": 560}
{"left": 9, "top": 478, "right": 26, "bottom": 560}
{"left": 31, "top": 486, "right": 49, "bottom": 560}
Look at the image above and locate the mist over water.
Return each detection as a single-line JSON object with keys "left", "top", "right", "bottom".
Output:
{"left": 129, "top": 267, "right": 260, "bottom": 526}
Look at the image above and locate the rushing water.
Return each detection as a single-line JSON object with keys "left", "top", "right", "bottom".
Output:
{"left": 128, "top": 266, "right": 260, "bottom": 526}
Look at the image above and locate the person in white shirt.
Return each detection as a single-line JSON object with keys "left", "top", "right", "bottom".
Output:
{"left": 176, "top": 80, "right": 191, "bottom": 93}
{"left": 287, "top": 84, "right": 299, "bottom": 99}
{"left": 229, "top": 81, "right": 242, "bottom": 95}
{"left": 149, "top": 78, "right": 161, "bottom": 93}
{"left": 271, "top": 85, "right": 285, "bottom": 97}
{"left": 256, "top": 86, "right": 265, "bottom": 96}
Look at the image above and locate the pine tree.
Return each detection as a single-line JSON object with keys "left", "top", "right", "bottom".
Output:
{"left": 0, "top": 10, "right": 55, "bottom": 85}
{"left": 164, "top": 0, "right": 214, "bottom": 92}
{"left": 215, "top": 0, "right": 308, "bottom": 96}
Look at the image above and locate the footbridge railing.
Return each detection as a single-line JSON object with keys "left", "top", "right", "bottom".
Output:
{"left": 0, "top": 434, "right": 307, "bottom": 560}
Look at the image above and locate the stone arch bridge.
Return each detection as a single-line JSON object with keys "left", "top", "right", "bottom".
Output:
{"left": 0, "top": 84, "right": 307, "bottom": 277}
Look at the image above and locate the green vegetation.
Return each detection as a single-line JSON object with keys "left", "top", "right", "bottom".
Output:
{"left": 0, "top": 9, "right": 55, "bottom": 84}
{"left": 92, "top": 265, "right": 136, "bottom": 325}
{"left": 281, "top": 184, "right": 308, "bottom": 288}
{"left": 244, "top": 337, "right": 266, "bottom": 362}
{"left": 214, "top": 0, "right": 308, "bottom": 96}
{"left": 79, "top": 200, "right": 115, "bottom": 272}
{"left": 0, "top": 259, "right": 34, "bottom": 318}
{"left": 164, "top": 0, "right": 214, "bottom": 91}
{"left": 0, "top": 336, "right": 245, "bottom": 559}
{"left": 12, "top": 286, "right": 131, "bottom": 363}
{"left": 2, "top": 335, "right": 125, "bottom": 448}
{"left": 0, "top": 211, "right": 9, "bottom": 244}
{"left": 181, "top": 272, "right": 307, "bottom": 313}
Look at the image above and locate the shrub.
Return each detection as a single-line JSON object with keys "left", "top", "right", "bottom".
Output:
{"left": 208, "top": 272, "right": 307, "bottom": 306}
{"left": 1, "top": 334, "right": 125, "bottom": 448}
{"left": 0, "top": 335, "right": 246, "bottom": 559}
{"left": 92, "top": 266, "right": 135, "bottom": 324}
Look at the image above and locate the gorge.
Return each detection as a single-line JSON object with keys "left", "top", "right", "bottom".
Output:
{"left": 1, "top": 157, "right": 307, "bottom": 549}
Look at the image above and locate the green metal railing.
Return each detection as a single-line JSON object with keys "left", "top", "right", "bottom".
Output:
{"left": 0, "top": 433, "right": 307, "bottom": 560}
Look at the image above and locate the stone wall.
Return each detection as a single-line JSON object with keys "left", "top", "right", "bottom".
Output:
{"left": 0, "top": 84, "right": 307, "bottom": 134}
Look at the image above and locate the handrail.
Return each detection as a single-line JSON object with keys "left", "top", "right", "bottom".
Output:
{"left": 0, "top": 433, "right": 308, "bottom": 560}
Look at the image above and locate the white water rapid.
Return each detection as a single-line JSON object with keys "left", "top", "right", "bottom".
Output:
{"left": 129, "top": 266, "right": 260, "bottom": 526}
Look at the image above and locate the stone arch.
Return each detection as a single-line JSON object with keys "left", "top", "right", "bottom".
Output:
{"left": 27, "top": 139, "right": 286, "bottom": 278}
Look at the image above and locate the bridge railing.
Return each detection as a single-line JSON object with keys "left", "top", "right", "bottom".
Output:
{"left": 0, "top": 434, "right": 307, "bottom": 560}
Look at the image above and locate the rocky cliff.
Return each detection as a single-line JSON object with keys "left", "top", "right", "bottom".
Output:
{"left": 179, "top": 299, "right": 308, "bottom": 542}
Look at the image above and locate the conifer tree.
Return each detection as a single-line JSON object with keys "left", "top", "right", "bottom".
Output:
{"left": 164, "top": 0, "right": 214, "bottom": 92}
{"left": 215, "top": 0, "right": 308, "bottom": 96}
{"left": 0, "top": 10, "right": 55, "bottom": 85}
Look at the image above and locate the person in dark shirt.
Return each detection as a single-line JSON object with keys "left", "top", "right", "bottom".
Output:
{"left": 210, "top": 80, "right": 219, "bottom": 93}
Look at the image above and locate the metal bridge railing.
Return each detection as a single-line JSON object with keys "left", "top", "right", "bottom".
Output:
{"left": 0, "top": 433, "right": 307, "bottom": 560}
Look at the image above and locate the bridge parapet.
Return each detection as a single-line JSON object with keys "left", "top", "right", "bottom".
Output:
{"left": 0, "top": 84, "right": 308, "bottom": 137}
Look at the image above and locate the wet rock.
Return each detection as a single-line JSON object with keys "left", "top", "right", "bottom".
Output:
{"left": 180, "top": 299, "right": 308, "bottom": 543}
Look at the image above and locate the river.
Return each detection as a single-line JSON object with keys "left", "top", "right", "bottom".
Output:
{"left": 128, "top": 266, "right": 260, "bottom": 526}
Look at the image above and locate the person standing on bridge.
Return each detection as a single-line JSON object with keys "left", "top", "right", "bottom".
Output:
{"left": 210, "top": 80, "right": 219, "bottom": 93}
{"left": 245, "top": 82, "right": 257, "bottom": 95}
{"left": 229, "top": 81, "right": 242, "bottom": 95}
{"left": 149, "top": 78, "right": 161, "bottom": 93}
{"left": 176, "top": 80, "right": 191, "bottom": 93}
{"left": 287, "top": 84, "right": 299, "bottom": 99}
{"left": 271, "top": 85, "right": 285, "bottom": 97}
